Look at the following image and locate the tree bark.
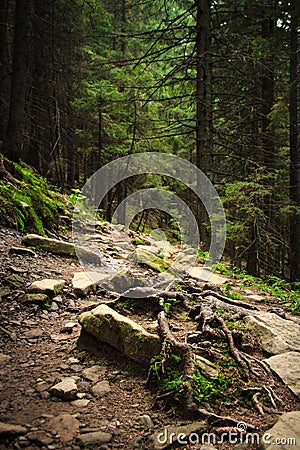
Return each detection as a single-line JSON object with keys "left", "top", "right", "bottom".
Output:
{"left": 4, "top": 0, "right": 30, "bottom": 162}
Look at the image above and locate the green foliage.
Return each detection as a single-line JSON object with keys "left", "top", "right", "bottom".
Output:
{"left": 148, "top": 352, "right": 188, "bottom": 400}
{"left": 192, "top": 369, "right": 232, "bottom": 404}
{"left": 0, "top": 160, "right": 69, "bottom": 234}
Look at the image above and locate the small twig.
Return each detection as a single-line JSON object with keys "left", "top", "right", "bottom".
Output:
{"left": 0, "top": 325, "right": 17, "bottom": 341}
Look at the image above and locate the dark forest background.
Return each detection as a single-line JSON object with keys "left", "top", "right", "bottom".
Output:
{"left": 0, "top": 0, "right": 299, "bottom": 281}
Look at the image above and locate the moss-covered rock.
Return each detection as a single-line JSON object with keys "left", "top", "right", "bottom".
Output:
{"left": 27, "top": 278, "right": 66, "bottom": 297}
{"left": 129, "top": 247, "right": 170, "bottom": 273}
{"left": 19, "top": 293, "right": 50, "bottom": 305}
{"left": 79, "top": 304, "right": 161, "bottom": 366}
{"left": 22, "top": 234, "right": 101, "bottom": 265}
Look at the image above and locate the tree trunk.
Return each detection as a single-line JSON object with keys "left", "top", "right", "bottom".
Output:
{"left": 4, "top": 0, "right": 30, "bottom": 162}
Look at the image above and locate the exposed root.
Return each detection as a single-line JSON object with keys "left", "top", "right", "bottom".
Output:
{"left": 155, "top": 311, "right": 256, "bottom": 432}
{"left": 252, "top": 392, "right": 265, "bottom": 415}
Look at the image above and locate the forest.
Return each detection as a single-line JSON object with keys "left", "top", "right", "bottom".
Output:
{"left": 0, "top": 0, "right": 300, "bottom": 282}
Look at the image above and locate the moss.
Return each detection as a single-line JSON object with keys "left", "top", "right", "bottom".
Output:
{"left": 0, "top": 158, "right": 70, "bottom": 234}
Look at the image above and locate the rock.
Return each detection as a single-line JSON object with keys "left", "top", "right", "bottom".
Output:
{"left": 244, "top": 312, "right": 300, "bottom": 355}
{"left": 120, "top": 286, "right": 159, "bottom": 299}
{"left": 61, "top": 321, "right": 78, "bottom": 333}
{"left": 9, "top": 246, "right": 37, "bottom": 257}
{"left": 49, "top": 377, "right": 78, "bottom": 401}
{"left": 50, "top": 301, "right": 59, "bottom": 311}
{"left": 79, "top": 304, "right": 161, "bottom": 366}
{"left": 3, "top": 273, "right": 24, "bottom": 288}
{"left": 194, "top": 355, "right": 218, "bottom": 379}
{"left": 189, "top": 267, "right": 228, "bottom": 285}
{"left": 149, "top": 421, "right": 207, "bottom": 449}
{"left": 19, "top": 293, "right": 49, "bottom": 305}
{"left": 46, "top": 414, "right": 80, "bottom": 442}
{"left": 100, "top": 273, "right": 143, "bottom": 295}
{"left": 82, "top": 365, "right": 104, "bottom": 381}
{"left": 25, "top": 430, "right": 54, "bottom": 445}
{"left": 27, "top": 279, "right": 66, "bottom": 297}
{"left": 72, "top": 271, "right": 108, "bottom": 297}
{"left": 129, "top": 247, "right": 170, "bottom": 273}
{"left": 72, "top": 399, "right": 90, "bottom": 407}
{"left": 0, "top": 353, "right": 11, "bottom": 367}
{"left": 91, "top": 380, "right": 111, "bottom": 398}
{"left": 259, "top": 411, "right": 300, "bottom": 450}
{"left": 138, "top": 414, "right": 154, "bottom": 429}
{"left": 23, "top": 329, "right": 44, "bottom": 339}
{"left": 77, "top": 431, "right": 112, "bottom": 445}
{"left": 264, "top": 352, "right": 300, "bottom": 397}
{"left": 22, "top": 234, "right": 101, "bottom": 265}
{"left": 0, "top": 422, "right": 27, "bottom": 438}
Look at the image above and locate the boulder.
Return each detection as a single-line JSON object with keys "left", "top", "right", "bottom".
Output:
{"left": 22, "top": 234, "right": 101, "bottom": 265}
{"left": 259, "top": 411, "right": 300, "bottom": 449}
{"left": 244, "top": 312, "right": 300, "bottom": 355}
{"left": 27, "top": 279, "right": 66, "bottom": 297}
{"left": 264, "top": 352, "right": 300, "bottom": 397}
{"left": 72, "top": 271, "right": 108, "bottom": 296}
{"left": 79, "top": 304, "right": 161, "bottom": 366}
{"left": 130, "top": 247, "right": 170, "bottom": 273}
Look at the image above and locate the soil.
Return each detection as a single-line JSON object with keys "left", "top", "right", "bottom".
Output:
{"left": 0, "top": 227, "right": 299, "bottom": 450}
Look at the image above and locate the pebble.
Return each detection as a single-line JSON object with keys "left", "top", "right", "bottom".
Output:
{"left": 49, "top": 377, "right": 78, "bottom": 401}
{"left": 77, "top": 431, "right": 112, "bottom": 445}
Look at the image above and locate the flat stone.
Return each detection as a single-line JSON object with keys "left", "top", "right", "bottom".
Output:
{"left": 9, "top": 246, "right": 36, "bottom": 257}
{"left": 49, "top": 377, "right": 78, "bottom": 401}
{"left": 77, "top": 431, "right": 112, "bottom": 445}
{"left": 46, "top": 414, "right": 80, "bottom": 442}
{"left": 22, "top": 234, "right": 101, "bottom": 265}
{"left": 26, "top": 430, "right": 54, "bottom": 445}
{"left": 0, "top": 353, "right": 11, "bottom": 367}
{"left": 23, "top": 329, "right": 44, "bottom": 339}
{"left": 91, "top": 380, "right": 111, "bottom": 398}
{"left": 189, "top": 267, "right": 228, "bottom": 285}
{"left": 244, "top": 312, "right": 300, "bottom": 355}
{"left": 82, "top": 365, "right": 104, "bottom": 381}
{"left": 260, "top": 411, "right": 300, "bottom": 450}
{"left": 79, "top": 304, "right": 161, "bottom": 366}
{"left": 72, "top": 399, "right": 90, "bottom": 407}
{"left": 149, "top": 421, "right": 207, "bottom": 449}
{"left": 194, "top": 355, "right": 218, "bottom": 379}
{"left": 61, "top": 321, "right": 78, "bottom": 332}
{"left": 0, "top": 422, "right": 27, "bottom": 437}
{"left": 72, "top": 271, "right": 108, "bottom": 296}
{"left": 264, "top": 352, "right": 300, "bottom": 397}
{"left": 28, "top": 279, "right": 66, "bottom": 297}
{"left": 100, "top": 273, "right": 143, "bottom": 295}
{"left": 19, "top": 293, "right": 49, "bottom": 304}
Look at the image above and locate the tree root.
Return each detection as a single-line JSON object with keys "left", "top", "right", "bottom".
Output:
{"left": 156, "top": 311, "right": 256, "bottom": 432}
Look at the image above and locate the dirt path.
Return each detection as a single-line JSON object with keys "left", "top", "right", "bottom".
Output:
{"left": 0, "top": 227, "right": 299, "bottom": 450}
